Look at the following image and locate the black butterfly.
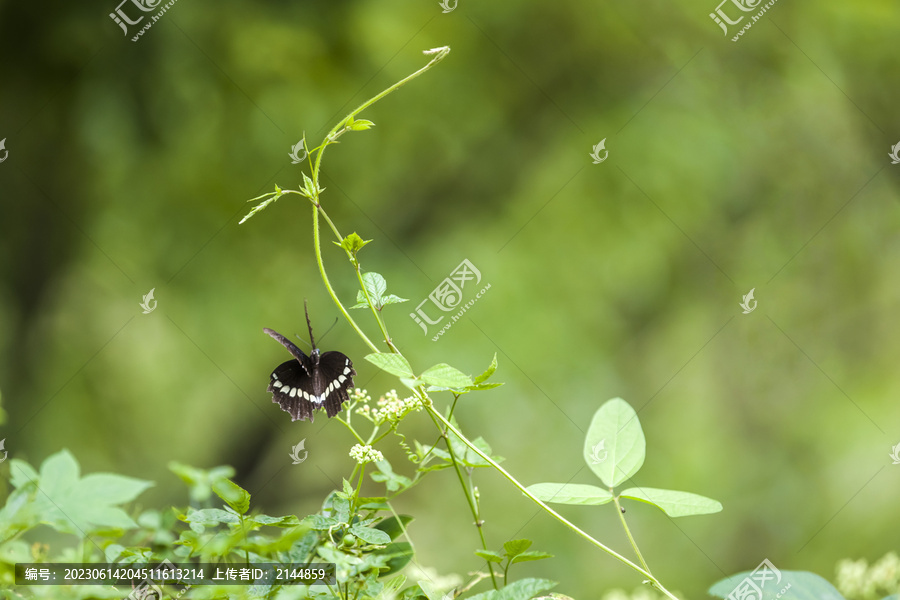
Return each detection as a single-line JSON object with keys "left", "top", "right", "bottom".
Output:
{"left": 264, "top": 305, "right": 356, "bottom": 422}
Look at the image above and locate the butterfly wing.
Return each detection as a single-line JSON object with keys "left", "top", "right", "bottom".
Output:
{"left": 268, "top": 360, "right": 318, "bottom": 422}
{"left": 263, "top": 328, "right": 311, "bottom": 372}
{"left": 315, "top": 351, "right": 356, "bottom": 418}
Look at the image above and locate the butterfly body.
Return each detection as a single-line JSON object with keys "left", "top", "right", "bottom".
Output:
{"left": 264, "top": 319, "right": 355, "bottom": 422}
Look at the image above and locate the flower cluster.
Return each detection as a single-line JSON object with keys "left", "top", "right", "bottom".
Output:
{"left": 349, "top": 387, "right": 372, "bottom": 405}
{"left": 355, "top": 389, "right": 423, "bottom": 423}
{"left": 349, "top": 444, "right": 384, "bottom": 464}
{"left": 836, "top": 552, "right": 900, "bottom": 600}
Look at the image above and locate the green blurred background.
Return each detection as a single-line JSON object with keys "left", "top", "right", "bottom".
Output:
{"left": 1, "top": 0, "right": 899, "bottom": 597}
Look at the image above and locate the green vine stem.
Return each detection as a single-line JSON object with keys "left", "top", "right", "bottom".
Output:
{"left": 613, "top": 493, "right": 652, "bottom": 576}
{"left": 424, "top": 408, "right": 499, "bottom": 589}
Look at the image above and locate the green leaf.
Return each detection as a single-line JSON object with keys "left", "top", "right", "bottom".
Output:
{"left": 365, "top": 353, "right": 414, "bottom": 378}
{"left": 469, "top": 578, "right": 557, "bottom": 600}
{"left": 709, "top": 570, "right": 843, "bottom": 600}
{"left": 350, "top": 524, "right": 391, "bottom": 545}
{"left": 350, "top": 290, "right": 370, "bottom": 309}
{"left": 239, "top": 187, "right": 284, "bottom": 225}
{"left": 9, "top": 459, "right": 38, "bottom": 489}
{"left": 24, "top": 450, "right": 153, "bottom": 535}
{"left": 511, "top": 551, "right": 554, "bottom": 564}
{"left": 525, "top": 483, "right": 614, "bottom": 506}
{"left": 332, "top": 496, "right": 350, "bottom": 523}
{"left": 168, "top": 462, "right": 235, "bottom": 504}
{"left": 383, "top": 575, "right": 408, "bottom": 597}
{"left": 212, "top": 479, "right": 250, "bottom": 515}
{"left": 381, "top": 294, "right": 409, "bottom": 306}
{"left": 446, "top": 432, "right": 503, "bottom": 468}
{"left": 370, "top": 460, "right": 412, "bottom": 492}
{"left": 503, "top": 539, "right": 532, "bottom": 558}
{"left": 104, "top": 544, "right": 125, "bottom": 562}
{"left": 619, "top": 487, "right": 723, "bottom": 517}
{"left": 302, "top": 515, "right": 339, "bottom": 530}
{"left": 0, "top": 485, "right": 39, "bottom": 543}
{"left": 245, "top": 514, "right": 301, "bottom": 527}
{"left": 584, "top": 398, "right": 645, "bottom": 487}
{"left": 420, "top": 363, "right": 473, "bottom": 388}
{"left": 474, "top": 353, "right": 499, "bottom": 384}
{"left": 300, "top": 172, "right": 322, "bottom": 199}
{"left": 337, "top": 232, "right": 372, "bottom": 256}
{"left": 361, "top": 272, "right": 387, "bottom": 306}
{"left": 348, "top": 118, "right": 376, "bottom": 131}
{"left": 375, "top": 515, "right": 414, "bottom": 540}
{"left": 475, "top": 549, "right": 505, "bottom": 563}
{"left": 374, "top": 542, "right": 414, "bottom": 575}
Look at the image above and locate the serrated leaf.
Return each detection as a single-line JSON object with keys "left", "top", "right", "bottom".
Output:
{"left": 361, "top": 272, "right": 388, "bottom": 307}
{"left": 350, "top": 524, "right": 391, "bottom": 545}
{"left": 370, "top": 459, "right": 412, "bottom": 492}
{"left": 474, "top": 354, "right": 499, "bottom": 384}
{"left": 350, "top": 290, "right": 370, "bottom": 310}
{"left": 182, "top": 508, "right": 240, "bottom": 528}
{"left": 475, "top": 549, "right": 505, "bottom": 563}
{"left": 337, "top": 232, "right": 372, "bottom": 255}
{"left": 584, "top": 398, "right": 645, "bottom": 487}
{"left": 302, "top": 515, "right": 339, "bottom": 530}
{"left": 212, "top": 479, "right": 250, "bottom": 515}
{"left": 503, "top": 539, "right": 532, "bottom": 558}
{"left": 301, "top": 172, "right": 318, "bottom": 198}
{"left": 469, "top": 578, "right": 557, "bottom": 600}
{"left": 332, "top": 496, "right": 350, "bottom": 523}
{"left": 709, "top": 570, "right": 843, "bottom": 600}
{"left": 246, "top": 514, "right": 301, "bottom": 527}
{"left": 619, "top": 487, "right": 723, "bottom": 518}
{"left": 511, "top": 551, "right": 553, "bottom": 564}
{"left": 381, "top": 294, "right": 409, "bottom": 306}
{"left": 420, "top": 364, "right": 472, "bottom": 388}
{"left": 525, "top": 483, "right": 614, "bottom": 506}
{"left": 365, "top": 353, "right": 414, "bottom": 378}
{"left": 22, "top": 450, "right": 153, "bottom": 535}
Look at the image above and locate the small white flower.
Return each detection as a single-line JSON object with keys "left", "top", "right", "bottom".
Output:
{"left": 349, "top": 444, "right": 384, "bottom": 464}
{"left": 350, "top": 388, "right": 371, "bottom": 404}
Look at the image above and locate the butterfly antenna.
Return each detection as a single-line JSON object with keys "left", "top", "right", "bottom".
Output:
{"left": 304, "top": 299, "right": 316, "bottom": 349}
{"left": 292, "top": 334, "right": 312, "bottom": 349}
{"left": 317, "top": 318, "right": 340, "bottom": 344}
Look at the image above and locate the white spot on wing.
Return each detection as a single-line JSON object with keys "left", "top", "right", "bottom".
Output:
{"left": 290, "top": 388, "right": 297, "bottom": 398}
{"left": 273, "top": 381, "right": 282, "bottom": 388}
